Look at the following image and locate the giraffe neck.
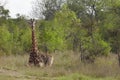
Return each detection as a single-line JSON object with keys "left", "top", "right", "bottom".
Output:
{"left": 31, "top": 20, "right": 38, "bottom": 53}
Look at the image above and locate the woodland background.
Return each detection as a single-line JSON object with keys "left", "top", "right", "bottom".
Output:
{"left": 0, "top": 0, "right": 120, "bottom": 80}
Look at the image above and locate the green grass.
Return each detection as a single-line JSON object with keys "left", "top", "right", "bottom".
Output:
{"left": 0, "top": 75, "right": 16, "bottom": 80}
{"left": 0, "top": 52, "right": 120, "bottom": 80}
{"left": 56, "top": 73, "right": 119, "bottom": 80}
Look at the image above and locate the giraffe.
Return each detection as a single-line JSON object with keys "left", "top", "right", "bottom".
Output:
{"left": 28, "top": 19, "right": 54, "bottom": 67}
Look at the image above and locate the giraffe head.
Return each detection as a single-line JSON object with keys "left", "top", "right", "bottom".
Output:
{"left": 29, "top": 19, "right": 36, "bottom": 29}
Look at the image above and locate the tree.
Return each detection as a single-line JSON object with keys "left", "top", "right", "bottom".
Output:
{"left": 54, "top": 5, "right": 82, "bottom": 52}
{"left": 100, "top": 0, "right": 120, "bottom": 66}
{"left": 0, "top": 25, "right": 12, "bottom": 55}
{"left": 67, "top": 0, "right": 111, "bottom": 63}
{"left": 38, "top": 5, "right": 82, "bottom": 52}
{"left": 0, "top": 1, "right": 10, "bottom": 26}
{"left": 32, "top": 0, "right": 65, "bottom": 20}
{"left": 0, "top": 5, "right": 9, "bottom": 19}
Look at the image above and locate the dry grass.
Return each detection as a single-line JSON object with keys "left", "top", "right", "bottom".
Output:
{"left": 0, "top": 52, "right": 120, "bottom": 80}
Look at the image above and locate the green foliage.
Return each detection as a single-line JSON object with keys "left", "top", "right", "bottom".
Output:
{"left": 0, "top": 17, "right": 31, "bottom": 55}
{"left": 100, "top": 5, "right": 120, "bottom": 53}
{"left": 0, "top": 25, "right": 11, "bottom": 55}
{"left": 80, "top": 34, "right": 111, "bottom": 62}
{"left": 39, "top": 20, "right": 65, "bottom": 52}
{"left": 84, "top": 35, "right": 111, "bottom": 56}
{"left": 0, "top": 0, "right": 119, "bottom": 64}
{"left": 38, "top": 5, "right": 82, "bottom": 52}
{"left": 19, "top": 27, "right": 31, "bottom": 52}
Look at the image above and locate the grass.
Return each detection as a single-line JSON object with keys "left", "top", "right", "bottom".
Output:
{"left": 56, "top": 73, "right": 119, "bottom": 80}
{"left": 0, "top": 51, "right": 120, "bottom": 80}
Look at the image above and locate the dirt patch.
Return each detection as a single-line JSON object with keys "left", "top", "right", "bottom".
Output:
{"left": 0, "top": 67, "right": 56, "bottom": 80}
{"left": 0, "top": 67, "right": 37, "bottom": 80}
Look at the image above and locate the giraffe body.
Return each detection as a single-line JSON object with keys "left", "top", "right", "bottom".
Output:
{"left": 28, "top": 19, "right": 53, "bottom": 67}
